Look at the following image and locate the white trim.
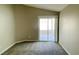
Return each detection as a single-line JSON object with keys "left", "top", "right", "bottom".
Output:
{"left": 0, "top": 43, "right": 16, "bottom": 55}
{"left": 0, "top": 40, "right": 55, "bottom": 55}
{"left": 15, "top": 40, "right": 39, "bottom": 44}
{"left": 15, "top": 40, "right": 53, "bottom": 44}
{"left": 59, "top": 42, "right": 71, "bottom": 55}
{"left": 0, "top": 40, "right": 38, "bottom": 55}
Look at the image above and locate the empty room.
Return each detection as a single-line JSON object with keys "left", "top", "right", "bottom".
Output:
{"left": 0, "top": 4, "right": 79, "bottom": 55}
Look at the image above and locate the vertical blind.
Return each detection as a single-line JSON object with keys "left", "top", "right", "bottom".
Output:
{"left": 39, "top": 16, "right": 55, "bottom": 31}
{"left": 39, "top": 16, "right": 56, "bottom": 41}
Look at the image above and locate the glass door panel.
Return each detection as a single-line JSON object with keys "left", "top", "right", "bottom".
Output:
{"left": 39, "top": 18, "right": 48, "bottom": 41}
{"left": 39, "top": 16, "right": 56, "bottom": 42}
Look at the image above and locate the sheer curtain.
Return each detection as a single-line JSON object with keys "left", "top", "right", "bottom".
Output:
{"left": 39, "top": 16, "right": 57, "bottom": 41}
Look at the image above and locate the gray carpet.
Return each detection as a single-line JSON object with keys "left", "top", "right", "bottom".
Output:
{"left": 2, "top": 42, "right": 68, "bottom": 55}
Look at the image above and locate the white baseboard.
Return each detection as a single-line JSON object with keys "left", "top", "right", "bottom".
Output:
{"left": 0, "top": 40, "right": 55, "bottom": 55}
{"left": 0, "top": 40, "right": 41, "bottom": 54}
{"left": 15, "top": 40, "right": 40, "bottom": 44}
{"left": 59, "top": 42, "right": 71, "bottom": 55}
{"left": 15, "top": 40, "right": 54, "bottom": 44}
{"left": 0, "top": 43, "right": 16, "bottom": 55}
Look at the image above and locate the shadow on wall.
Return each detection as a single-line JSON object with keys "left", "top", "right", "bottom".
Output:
{"left": 13, "top": 4, "right": 59, "bottom": 42}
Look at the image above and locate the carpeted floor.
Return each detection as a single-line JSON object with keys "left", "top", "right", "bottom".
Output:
{"left": 2, "top": 42, "right": 68, "bottom": 55}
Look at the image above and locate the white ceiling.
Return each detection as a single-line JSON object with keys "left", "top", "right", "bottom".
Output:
{"left": 25, "top": 4, "right": 68, "bottom": 12}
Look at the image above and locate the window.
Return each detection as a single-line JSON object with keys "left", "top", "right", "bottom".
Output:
{"left": 39, "top": 17, "right": 55, "bottom": 31}
{"left": 39, "top": 18, "right": 48, "bottom": 30}
{"left": 39, "top": 16, "right": 56, "bottom": 41}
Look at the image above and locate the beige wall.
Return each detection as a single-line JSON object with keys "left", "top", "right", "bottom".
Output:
{"left": 59, "top": 5, "right": 79, "bottom": 55}
{"left": 0, "top": 5, "right": 15, "bottom": 54}
{"left": 13, "top": 5, "right": 58, "bottom": 41}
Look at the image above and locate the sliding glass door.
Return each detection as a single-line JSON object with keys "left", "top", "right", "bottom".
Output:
{"left": 39, "top": 18, "right": 48, "bottom": 41}
{"left": 39, "top": 16, "right": 56, "bottom": 41}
